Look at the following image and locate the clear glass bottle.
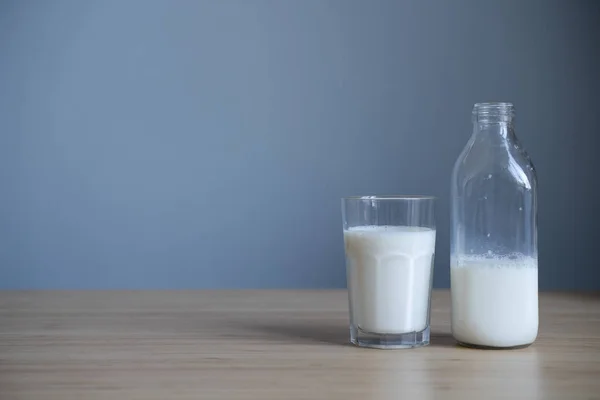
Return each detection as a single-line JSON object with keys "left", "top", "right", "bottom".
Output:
{"left": 450, "top": 102, "right": 538, "bottom": 349}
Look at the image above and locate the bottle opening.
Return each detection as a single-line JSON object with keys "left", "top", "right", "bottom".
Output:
{"left": 472, "top": 102, "right": 514, "bottom": 122}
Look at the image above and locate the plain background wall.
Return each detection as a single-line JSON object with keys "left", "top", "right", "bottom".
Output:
{"left": 1, "top": 0, "right": 599, "bottom": 289}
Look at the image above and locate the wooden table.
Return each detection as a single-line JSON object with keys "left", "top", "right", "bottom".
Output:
{"left": 0, "top": 290, "right": 599, "bottom": 399}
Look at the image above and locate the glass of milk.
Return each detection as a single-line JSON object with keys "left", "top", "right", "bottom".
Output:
{"left": 342, "top": 196, "right": 436, "bottom": 349}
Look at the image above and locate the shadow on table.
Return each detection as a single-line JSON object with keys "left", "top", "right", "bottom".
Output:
{"left": 233, "top": 319, "right": 350, "bottom": 346}
{"left": 430, "top": 332, "right": 457, "bottom": 348}
{"left": 233, "top": 319, "right": 456, "bottom": 348}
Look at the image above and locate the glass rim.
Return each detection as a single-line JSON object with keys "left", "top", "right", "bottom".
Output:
{"left": 342, "top": 195, "right": 436, "bottom": 201}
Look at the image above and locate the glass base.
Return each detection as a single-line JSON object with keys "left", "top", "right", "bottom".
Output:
{"left": 457, "top": 340, "right": 533, "bottom": 350}
{"left": 350, "top": 325, "right": 430, "bottom": 349}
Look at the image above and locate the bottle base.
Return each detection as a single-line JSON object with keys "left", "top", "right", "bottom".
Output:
{"left": 457, "top": 341, "right": 533, "bottom": 350}
{"left": 350, "top": 325, "right": 430, "bottom": 349}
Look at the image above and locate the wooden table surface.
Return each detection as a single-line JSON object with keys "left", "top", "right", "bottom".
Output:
{"left": 0, "top": 290, "right": 599, "bottom": 400}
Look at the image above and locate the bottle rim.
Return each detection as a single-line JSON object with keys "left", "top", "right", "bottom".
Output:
{"left": 472, "top": 102, "right": 515, "bottom": 121}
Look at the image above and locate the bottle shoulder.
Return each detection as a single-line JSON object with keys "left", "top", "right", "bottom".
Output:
{"left": 452, "top": 135, "right": 537, "bottom": 191}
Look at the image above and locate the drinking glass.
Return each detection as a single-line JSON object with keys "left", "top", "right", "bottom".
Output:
{"left": 342, "top": 196, "right": 436, "bottom": 349}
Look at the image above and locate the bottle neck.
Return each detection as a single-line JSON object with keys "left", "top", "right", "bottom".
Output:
{"left": 471, "top": 102, "right": 516, "bottom": 141}
{"left": 473, "top": 121, "right": 515, "bottom": 140}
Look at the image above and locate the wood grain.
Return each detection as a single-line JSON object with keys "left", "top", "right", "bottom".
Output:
{"left": 0, "top": 290, "right": 599, "bottom": 399}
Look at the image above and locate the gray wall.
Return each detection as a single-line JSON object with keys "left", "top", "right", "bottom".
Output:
{"left": 1, "top": 0, "right": 598, "bottom": 289}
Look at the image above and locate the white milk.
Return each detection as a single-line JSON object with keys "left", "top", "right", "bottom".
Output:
{"left": 344, "top": 226, "right": 436, "bottom": 334}
{"left": 451, "top": 256, "right": 538, "bottom": 347}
